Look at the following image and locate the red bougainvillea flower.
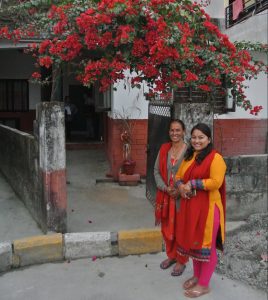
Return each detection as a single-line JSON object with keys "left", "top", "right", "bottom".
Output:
{"left": 0, "top": 0, "right": 266, "bottom": 114}
{"left": 39, "top": 40, "right": 52, "bottom": 54}
{"left": 132, "top": 39, "right": 147, "bottom": 57}
{"left": 198, "top": 84, "right": 211, "bottom": 92}
{"left": 185, "top": 70, "right": 198, "bottom": 82}
{"left": 39, "top": 56, "right": 53, "bottom": 68}
{"left": 31, "top": 72, "right": 41, "bottom": 79}
{"left": 250, "top": 106, "right": 263, "bottom": 115}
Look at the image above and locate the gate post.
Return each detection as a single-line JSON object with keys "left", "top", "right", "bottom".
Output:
{"left": 36, "top": 102, "right": 67, "bottom": 233}
{"left": 173, "top": 102, "right": 214, "bottom": 139}
{"left": 173, "top": 90, "right": 214, "bottom": 140}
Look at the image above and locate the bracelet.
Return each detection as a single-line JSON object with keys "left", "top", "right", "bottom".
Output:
{"left": 190, "top": 179, "right": 204, "bottom": 190}
{"left": 174, "top": 180, "right": 183, "bottom": 188}
{"left": 190, "top": 179, "right": 197, "bottom": 190}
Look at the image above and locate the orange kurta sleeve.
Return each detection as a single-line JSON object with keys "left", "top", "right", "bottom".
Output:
{"left": 202, "top": 153, "right": 226, "bottom": 190}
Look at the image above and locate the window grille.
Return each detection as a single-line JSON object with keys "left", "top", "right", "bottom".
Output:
{"left": 225, "top": 0, "right": 268, "bottom": 29}
{"left": 149, "top": 101, "right": 172, "bottom": 117}
{"left": 0, "top": 79, "right": 29, "bottom": 112}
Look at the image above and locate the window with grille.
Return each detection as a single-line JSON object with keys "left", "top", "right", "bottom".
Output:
{"left": 225, "top": 0, "right": 268, "bottom": 28}
{"left": 0, "top": 79, "right": 29, "bottom": 112}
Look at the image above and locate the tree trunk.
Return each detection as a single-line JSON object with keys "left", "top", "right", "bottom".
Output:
{"left": 50, "top": 67, "right": 62, "bottom": 102}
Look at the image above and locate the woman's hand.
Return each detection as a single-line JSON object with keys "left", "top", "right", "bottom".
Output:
{"left": 184, "top": 181, "right": 192, "bottom": 192}
{"left": 169, "top": 188, "right": 179, "bottom": 198}
{"left": 166, "top": 186, "right": 176, "bottom": 196}
{"left": 178, "top": 183, "right": 192, "bottom": 199}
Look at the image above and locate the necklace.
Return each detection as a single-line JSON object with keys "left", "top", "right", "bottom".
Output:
{"left": 170, "top": 143, "right": 186, "bottom": 160}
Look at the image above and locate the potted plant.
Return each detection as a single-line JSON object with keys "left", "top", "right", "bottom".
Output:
{"left": 115, "top": 106, "right": 141, "bottom": 175}
{"left": 120, "top": 129, "right": 136, "bottom": 175}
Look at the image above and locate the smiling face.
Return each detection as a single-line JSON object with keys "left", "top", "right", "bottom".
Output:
{"left": 191, "top": 129, "right": 211, "bottom": 152}
{"left": 169, "top": 121, "right": 185, "bottom": 143}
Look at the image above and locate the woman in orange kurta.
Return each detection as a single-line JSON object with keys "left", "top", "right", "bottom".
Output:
{"left": 175, "top": 123, "right": 226, "bottom": 298}
{"left": 154, "top": 119, "right": 188, "bottom": 276}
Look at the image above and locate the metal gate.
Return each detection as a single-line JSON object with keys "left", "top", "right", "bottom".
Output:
{"left": 146, "top": 101, "right": 173, "bottom": 206}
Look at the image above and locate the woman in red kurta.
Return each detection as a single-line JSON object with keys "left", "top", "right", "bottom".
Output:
{"left": 175, "top": 123, "right": 226, "bottom": 298}
{"left": 154, "top": 119, "right": 188, "bottom": 276}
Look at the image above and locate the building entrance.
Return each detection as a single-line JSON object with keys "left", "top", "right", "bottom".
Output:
{"left": 68, "top": 85, "right": 103, "bottom": 142}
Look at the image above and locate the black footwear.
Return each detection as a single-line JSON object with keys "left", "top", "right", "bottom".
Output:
{"left": 171, "top": 264, "right": 186, "bottom": 276}
{"left": 160, "top": 259, "right": 176, "bottom": 270}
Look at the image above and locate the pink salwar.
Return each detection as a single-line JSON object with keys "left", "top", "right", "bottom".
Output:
{"left": 193, "top": 206, "right": 220, "bottom": 287}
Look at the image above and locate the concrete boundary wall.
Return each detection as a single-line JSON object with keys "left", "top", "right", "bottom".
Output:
{"left": 225, "top": 154, "right": 268, "bottom": 220}
{"left": 0, "top": 125, "right": 45, "bottom": 231}
{"left": 0, "top": 102, "right": 67, "bottom": 233}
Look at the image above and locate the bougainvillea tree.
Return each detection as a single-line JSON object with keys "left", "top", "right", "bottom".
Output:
{"left": 0, "top": 0, "right": 267, "bottom": 114}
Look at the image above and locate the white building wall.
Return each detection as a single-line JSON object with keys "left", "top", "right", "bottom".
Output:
{"left": 0, "top": 48, "right": 41, "bottom": 110}
{"left": 196, "top": 0, "right": 225, "bottom": 18}
{"left": 111, "top": 72, "right": 149, "bottom": 120}
{"left": 217, "top": 70, "right": 268, "bottom": 120}
{"left": 218, "top": 11, "right": 268, "bottom": 120}
{"left": 223, "top": 12, "right": 267, "bottom": 44}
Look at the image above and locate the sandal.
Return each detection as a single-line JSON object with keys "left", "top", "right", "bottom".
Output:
{"left": 160, "top": 259, "right": 176, "bottom": 270}
{"left": 183, "top": 277, "right": 198, "bottom": 290}
{"left": 171, "top": 264, "right": 186, "bottom": 276}
{"left": 184, "top": 286, "right": 210, "bottom": 298}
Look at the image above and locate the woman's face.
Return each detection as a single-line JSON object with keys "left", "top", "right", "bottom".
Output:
{"left": 191, "top": 129, "right": 210, "bottom": 151}
{"left": 169, "top": 122, "right": 185, "bottom": 143}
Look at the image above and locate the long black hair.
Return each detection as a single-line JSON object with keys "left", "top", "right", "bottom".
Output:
{"left": 169, "top": 119, "right": 185, "bottom": 131}
{"left": 184, "top": 123, "right": 213, "bottom": 164}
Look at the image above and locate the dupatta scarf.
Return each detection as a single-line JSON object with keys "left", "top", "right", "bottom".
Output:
{"left": 155, "top": 142, "right": 177, "bottom": 241}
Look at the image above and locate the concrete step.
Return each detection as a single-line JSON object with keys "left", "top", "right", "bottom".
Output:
{"left": 226, "top": 221, "right": 247, "bottom": 234}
